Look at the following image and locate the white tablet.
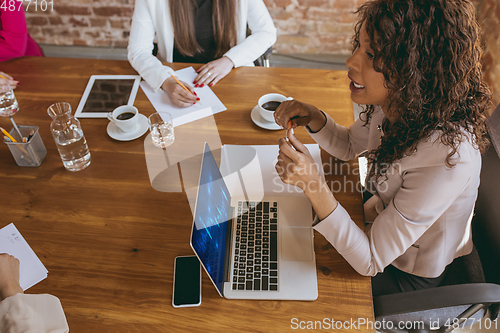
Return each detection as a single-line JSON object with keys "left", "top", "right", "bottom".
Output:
{"left": 75, "top": 75, "right": 141, "bottom": 118}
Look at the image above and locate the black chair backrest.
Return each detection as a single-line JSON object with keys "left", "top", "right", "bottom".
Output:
{"left": 472, "top": 104, "right": 500, "bottom": 284}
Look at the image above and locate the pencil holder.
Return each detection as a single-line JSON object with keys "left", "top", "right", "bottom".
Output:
{"left": 4, "top": 126, "right": 47, "bottom": 167}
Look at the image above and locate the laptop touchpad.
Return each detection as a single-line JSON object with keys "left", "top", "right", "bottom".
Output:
{"left": 281, "top": 227, "right": 314, "bottom": 261}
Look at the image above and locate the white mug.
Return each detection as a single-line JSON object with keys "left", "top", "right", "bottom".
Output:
{"left": 108, "top": 105, "right": 139, "bottom": 133}
{"left": 257, "top": 93, "right": 293, "bottom": 123}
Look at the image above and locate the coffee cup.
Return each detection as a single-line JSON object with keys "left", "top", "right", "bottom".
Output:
{"left": 257, "top": 93, "right": 293, "bottom": 123}
{"left": 108, "top": 105, "right": 139, "bottom": 133}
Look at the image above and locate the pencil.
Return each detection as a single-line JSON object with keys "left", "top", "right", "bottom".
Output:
{"left": 0, "top": 74, "right": 8, "bottom": 80}
{"left": 0, "top": 127, "right": 16, "bottom": 142}
{"left": 171, "top": 75, "right": 202, "bottom": 105}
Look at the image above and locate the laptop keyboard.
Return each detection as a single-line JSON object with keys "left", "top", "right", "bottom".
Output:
{"left": 232, "top": 201, "right": 279, "bottom": 291}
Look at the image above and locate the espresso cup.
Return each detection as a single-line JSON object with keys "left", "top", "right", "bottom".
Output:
{"left": 108, "top": 105, "right": 139, "bottom": 133}
{"left": 257, "top": 93, "right": 293, "bottom": 123}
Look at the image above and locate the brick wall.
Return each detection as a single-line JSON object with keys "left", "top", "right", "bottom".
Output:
{"left": 475, "top": 0, "right": 500, "bottom": 111}
{"left": 25, "top": 0, "right": 133, "bottom": 47}
{"left": 264, "top": 0, "right": 365, "bottom": 54}
{"left": 24, "top": 0, "right": 364, "bottom": 52}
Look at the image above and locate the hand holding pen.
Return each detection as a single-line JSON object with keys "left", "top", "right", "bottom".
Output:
{"left": 161, "top": 75, "right": 201, "bottom": 108}
{"left": 0, "top": 72, "right": 19, "bottom": 93}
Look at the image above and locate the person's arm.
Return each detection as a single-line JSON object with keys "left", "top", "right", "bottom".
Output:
{"left": 194, "top": 0, "right": 277, "bottom": 86}
{"left": 0, "top": 254, "right": 69, "bottom": 332}
{"left": 274, "top": 99, "right": 372, "bottom": 162}
{"left": 313, "top": 141, "right": 478, "bottom": 276}
{"left": 223, "top": 0, "right": 277, "bottom": 68}
{"left": 0, "top": 294, "right": 69, "bottom": 333}
{"left": 127, "top": 0, "right": 197, "bottom": 107}
{"left": 0, "top": 7, "right": 29, "bottom": 61}
{"left": 127, "top": 0, "right": 174, "bottom": 92}
{"left": 308, "top": 111, "right": 372, "bottom": 162}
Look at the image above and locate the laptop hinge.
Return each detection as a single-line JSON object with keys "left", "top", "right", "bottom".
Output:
{"left": 223, "top": 206, "right": 234, "bottom": 284}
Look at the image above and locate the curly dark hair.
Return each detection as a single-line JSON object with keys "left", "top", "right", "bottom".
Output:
{"left": 352, "top": 0, "right": 492, "bottom": 179}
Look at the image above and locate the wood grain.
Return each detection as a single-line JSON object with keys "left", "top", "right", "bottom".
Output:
{"left": 0, "top": 57, "right": 373, "bottom": 332}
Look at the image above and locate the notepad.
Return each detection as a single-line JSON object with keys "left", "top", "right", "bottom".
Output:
{"left": 0, "top": 223, "right": 48, "bottom": 290}
{"left": 140, "top": 67, "right": 227, "bottom": 127}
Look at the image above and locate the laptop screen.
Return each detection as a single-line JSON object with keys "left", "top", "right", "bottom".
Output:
{"left": 191, "top": 143, "right": 230, "bottom": 295}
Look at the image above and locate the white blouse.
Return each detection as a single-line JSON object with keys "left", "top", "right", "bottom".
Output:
{"left": 128, "top": 0, "right": 277, "bottom": 92}
{"left": 311, "top": 107, "right": 478, "bottom": 278}
{"left": 0, "top": 293, "right": 69, "bottom": 332}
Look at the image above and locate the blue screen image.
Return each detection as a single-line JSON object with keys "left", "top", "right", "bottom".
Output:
{"left": 191, "top": 144, "right": 230, "bottom": 295}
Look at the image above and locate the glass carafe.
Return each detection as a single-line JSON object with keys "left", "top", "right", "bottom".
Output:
{"left": 47, "top": 102, "right": 91, "bottom": 171}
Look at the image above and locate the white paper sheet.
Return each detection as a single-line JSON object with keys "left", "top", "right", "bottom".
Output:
{"left": 0, "top": 223, "right": 48, "bottom": 290}
{"left": 220, "top": 144, "right": 323, "bottom": 199}
{"left": 140, "top": 67, "right": 227, "bottom": 127}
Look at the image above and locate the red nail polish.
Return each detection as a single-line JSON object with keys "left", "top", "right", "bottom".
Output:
{"left": 195, "top": 84, "right": 199, "bottom": 87}
{"left": 209, "top": 83, "right": 213, "bottom": 87}
{"left": 17, "top": 82, "right": 20, "bottom": 85}
{"left": 200, "top": 84, "right": 204, "bottom": 88}
{"left": 194, "top": 92, "right": 198, "bottom": 96}
{"left": 196, "top": 98, "right": 200, "bottom": 101}
{"left": 193, "top": 80, "right": 197, "bottom": 84}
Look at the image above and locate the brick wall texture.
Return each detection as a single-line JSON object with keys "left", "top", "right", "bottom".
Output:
{"left": 475, "top": 0, "right": 500, "bottom": 110}
{"left": 24, "top": 0, "right": 499, "bottom": 106}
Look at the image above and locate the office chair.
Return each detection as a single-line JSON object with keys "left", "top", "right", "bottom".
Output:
{"left": 254, "top": 47, "right": 272, "bottom": 67}
{"left": 373, "top": 103, "right": 500, "bottom": 333}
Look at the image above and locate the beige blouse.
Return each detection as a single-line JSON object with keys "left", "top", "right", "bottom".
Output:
{"left": 0, "top": 293, "right": 69, "bottom": 332}
{"left": 311, "top": 106, "right": 478, "bottom": 278}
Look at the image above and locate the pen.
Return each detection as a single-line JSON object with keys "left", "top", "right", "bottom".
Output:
{"left": 27, "top": 129, "right": 35, "bottom": 142}
{"left": 171, "top": 75, "right": 202, "bottom": 105}
{"left": 0, "top": 127, "right": 16, "bottom": 142}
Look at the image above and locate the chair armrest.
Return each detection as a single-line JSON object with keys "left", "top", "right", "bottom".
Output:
{"left": 374, "top": 283, "right": 500, "bottom": 318}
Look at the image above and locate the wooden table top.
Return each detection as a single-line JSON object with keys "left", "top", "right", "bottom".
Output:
{"left": 1, "top": 57, "right": 373, "bottom": 332}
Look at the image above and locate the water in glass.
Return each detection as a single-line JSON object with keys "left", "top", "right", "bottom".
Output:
{"left": 0, "top": 89, "right": 19, "bottom": 117}
{"left": 150, "top": 122, "right": 175, "bottom": 148}
{"left": 48, "top": 102, "right": 91, "bottom": 171}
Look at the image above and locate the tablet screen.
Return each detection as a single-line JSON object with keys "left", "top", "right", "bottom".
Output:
{"left": 75, "top": 75, "right": 141, "bottom": 118}
{"left": 81, "top": 79, "right": 136, "bottom": 113}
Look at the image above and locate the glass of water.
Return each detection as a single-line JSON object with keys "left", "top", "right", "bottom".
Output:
{"left": 0, "top": 88, "right": 19, "bottom": 117}
{"left": 148, "top": 112, "right": 175, "bottom": 148}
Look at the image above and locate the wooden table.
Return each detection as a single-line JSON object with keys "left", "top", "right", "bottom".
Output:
{"left": 0, "top": 57, "right": 373, "bottom": 332}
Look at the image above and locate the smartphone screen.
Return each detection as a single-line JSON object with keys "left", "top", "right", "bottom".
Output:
{"left": 172, "top": 256, "right": 201, "bottom": 307}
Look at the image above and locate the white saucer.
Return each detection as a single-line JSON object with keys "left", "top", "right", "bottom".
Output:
{"left": 107, "top": 113, "right": 149, "bottom": 141}
{"left": 250, "top": 105, "right": 282, "bottom": 131}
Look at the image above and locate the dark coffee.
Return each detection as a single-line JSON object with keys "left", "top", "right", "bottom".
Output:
{"left": 261, "top": 101, "right": 281, "bottom": 111}
{"left": 116, "top": 112, "right": 135, "bottom": 120}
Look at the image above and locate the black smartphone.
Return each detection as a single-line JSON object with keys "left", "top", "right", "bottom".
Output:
{"left": 172, "top": 255, "right": 202, "bottom": 308}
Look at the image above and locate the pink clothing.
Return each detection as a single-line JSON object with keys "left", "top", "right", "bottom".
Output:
{"left": 0, "top": 6, "right": 43, "bottom": 61}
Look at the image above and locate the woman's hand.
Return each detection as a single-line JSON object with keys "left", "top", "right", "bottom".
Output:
{"left": 194, "top": 56, "right": 234, "bottom": 87}
{"left": 274, "top": 99, "right": 326, "bottom": 132}
{"left": 0, "top": 253, "right": 23, "bottom": 301}
{"left": 276, "top": 128, "right": 338, "bottom": 220}
{"left": 0, "top": 72, "right": 19, "bottom": 93}
{"left": 161, "top": 76, "right": 199, "bottom": 108}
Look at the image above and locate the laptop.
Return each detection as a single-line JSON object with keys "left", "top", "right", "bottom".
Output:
{"left": 189, "top": 143, "right": 318, "bottom": 300}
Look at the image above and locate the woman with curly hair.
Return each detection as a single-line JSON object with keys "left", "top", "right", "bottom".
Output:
{"left": 274, "top": 0, "right": 492, "bottom": 296}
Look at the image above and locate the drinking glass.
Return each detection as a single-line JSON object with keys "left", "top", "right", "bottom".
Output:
{"left": 148, "top": 112, "right": 175, "bottom": 148}
{"left": 47, "top": 102, "right": 91, "bottom": 171}
{"left": 0, "top": 88, "right": 19, "bottom": 117}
